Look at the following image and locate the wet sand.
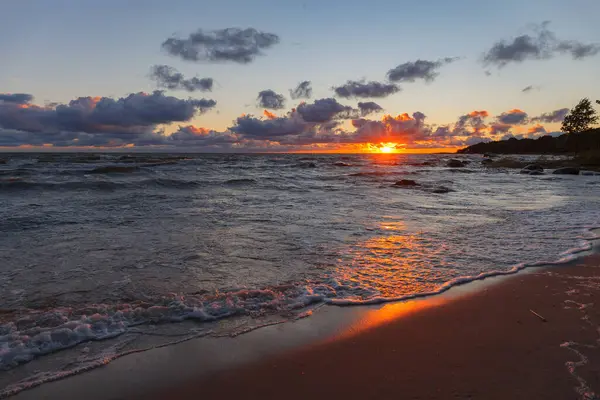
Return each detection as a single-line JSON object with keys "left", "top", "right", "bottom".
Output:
{"left": 144, "top": 256, "right": 600, "bottom": 400}
{"left": 12, "top": 256, "right": 600, "bottom": 400}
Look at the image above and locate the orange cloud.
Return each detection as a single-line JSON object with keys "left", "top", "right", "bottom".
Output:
{"left": 382, "top": 113, "right": 413, "bottom": 122}
{"left": 468, "top": 110, "right": 489, "bottom": 118}
{"left": 263, "top": 110, "right": 277, "bottom": 120}
{"left": 186, "top": 126, "right": 210, "bottom": 135}
{"left": 528, "top": 124, "right": 546, "bottom": 134}
{"left": 507, "top": 108, "right": 525, "bottom": 114}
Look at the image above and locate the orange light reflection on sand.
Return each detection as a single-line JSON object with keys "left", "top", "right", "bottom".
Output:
{"left": 327, "top": 296, "right": 449, "bottom": 343}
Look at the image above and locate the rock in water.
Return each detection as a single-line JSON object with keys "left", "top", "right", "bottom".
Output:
{"left": 394, "top": 179, "right": 419, "bottom": 187}
{"left": 447, "top": 159, "right": 465, "bottom": 168}
{"left": 432, "top": 186, "right": 453, "bottom": 193}
{"left": 552, "top": 167, "right": 580, "bottom": 175}
{"left": 298, "top": 162, "right": 317, "bottom": 168}
{"left": 520, "top": 164, "right": 544, "bottom": 174}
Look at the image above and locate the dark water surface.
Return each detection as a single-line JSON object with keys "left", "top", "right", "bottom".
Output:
{"left": 1, "top": 152, "right": 599, "bottom": 395}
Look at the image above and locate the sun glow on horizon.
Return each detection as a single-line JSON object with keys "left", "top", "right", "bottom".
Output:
{"left": 369, "top": 142, "right": 400, "bottom": 153}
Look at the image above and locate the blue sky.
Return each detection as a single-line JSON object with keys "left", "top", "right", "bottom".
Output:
{"left": 1, "top": 0, "right": 599, "bottom": 151}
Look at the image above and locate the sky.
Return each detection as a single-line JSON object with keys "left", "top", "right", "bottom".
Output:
{"left": 1, "top": 0, "right": 599, "bottom": 152}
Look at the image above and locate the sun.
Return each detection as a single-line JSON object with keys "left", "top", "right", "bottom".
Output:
{"left": 379, "top": 145, "right": 394, "bottom": 153}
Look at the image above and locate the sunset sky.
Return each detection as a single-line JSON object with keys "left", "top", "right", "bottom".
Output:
{"left": 1, "top": 0, "right": 599, "bottom": 152}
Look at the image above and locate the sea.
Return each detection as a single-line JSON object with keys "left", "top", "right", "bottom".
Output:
{"left": 1, "top": 152, "right": 599, "bottom": 397}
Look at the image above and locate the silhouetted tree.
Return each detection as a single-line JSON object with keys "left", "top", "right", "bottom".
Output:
{"left": 561, "top": 98, "right": 598, "bottom": 134}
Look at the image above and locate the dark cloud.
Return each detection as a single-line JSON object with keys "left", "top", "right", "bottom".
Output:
{"left": 162, "top": 27, "right": 280, "bottom": 64}
{"left": 483, "top": 22, "right": 600, "bottom": 68}
{"left": 0, "top": 93, "right": 33, "bottom": 104}
{"left": 169, "top": 126, "right": 239, "bottom": 147}
{"left": 387, "top": 58, "right": 457, "bottom": 83}
{"left": 497, "top": 109, "right": 528, "bottom": 125}
{"left": 531, "top": 108, "right": 569, "bottom": 123}
{"left": 0, "top": 91, "right": 216, "bottom": 136}
{"left": 522, "top": 85, "right": 534, "bottom": 93}
{"left": 556, "top": 41, "right": 600, "bottom": 59}
{"left": 257, "top": 90, "right": 286, "bottom": 110}
{"left": 333, "top": 80, "right": 400, "bottom": 98}
{"left": 0, "top": 128, "right": 167, "bottom": 148}
{"left": 488, "top": 123, "right": 512, "bottom": 136}
{"left": 230, "top": 113, "right": 307, "bottom": 139}
{"left": 289, "top": 81, "right": 312, "bottom": 100}
{"left": 296, "top": 98, "right": 357, "bottom": 122}
{"left": 150, "top": 65, "right": 213, "bottom": 92}
{"left": 454, "top": 110, "right": 489, "bottom": 135}
{"left": 357, "top": 101, "right": 383, "bottom": 116}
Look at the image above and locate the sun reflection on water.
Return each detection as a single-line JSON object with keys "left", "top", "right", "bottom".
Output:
{"left": 332, "top": 220, "right": 452, "bottom": 300}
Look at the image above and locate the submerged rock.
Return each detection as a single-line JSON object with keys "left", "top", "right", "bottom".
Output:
{"left": 431, "top": 186, "right": 454, "bottom": 194}
{"left": 394, "top": 179, "right": 419, "bottom": 187}
{"left": 520, "top": 164, "right": 544, "bottom": 174}
{"left": 552, "top": 167, "right": 580, "bottom": 175}
{"left": 447, "top": 159, "right": 466, "bottom": 168}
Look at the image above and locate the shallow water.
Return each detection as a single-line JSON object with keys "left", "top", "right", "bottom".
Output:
{"left": 1, "top": 152, "right": 599, "bottom": 395}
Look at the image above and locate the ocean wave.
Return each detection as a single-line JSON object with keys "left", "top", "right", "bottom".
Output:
{"left": 1, "top": 227, "right": 597, "bottom": 377}
{"left": 0, "top": 178, "right": 201, "bottom": 191}
{"left": 87, "top": 166, "right": 140, "bottom": 174}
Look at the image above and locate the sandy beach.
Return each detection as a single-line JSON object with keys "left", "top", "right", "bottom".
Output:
{"left": 9, "top": 254, "right": 599, "bottom": 400}
{"left": 141, "top": 256, "right": 600, "bottom": 400}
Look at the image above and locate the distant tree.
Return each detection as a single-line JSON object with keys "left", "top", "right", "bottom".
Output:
{"left": 561, "top": 98, "right": 598, "bottom": 134}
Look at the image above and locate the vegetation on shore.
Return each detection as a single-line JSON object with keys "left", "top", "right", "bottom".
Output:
{"left": 458, "top": 98, "right": 600, "bottom": 156}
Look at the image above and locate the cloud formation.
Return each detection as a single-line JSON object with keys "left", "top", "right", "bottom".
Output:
{"left": 0, "top": 93, "right": 569, "bottom": 151}
{"left": 0, "top": 92, "right": 216, "bottom": 147}
{"left": 522, "top": 85, "right": 534, "bottom": 93}
{"left": 169, "top": 125, "right": 239, "bottom": 147}
{"left": 483, "top": 22, "right": 600, "bottom": 68}
{"left": 0, "top": 93, "right": 34, "bottom": 104}
{"left": 531, "top": 108, "right": 569, "bottom": 123}
{"left": 386, "top": 58, "right": 457, "bottom": 83}
{"left": 150, "top": 65, "right": 213, "bottom": 92}
{"left": 162, "top": 27, "right": 280, "bottom": 64}
{"left": 358, "top": 101, "right": 384, "bottom": 116}
{"left": 497, "top": 109, "right": 529, "bottom": 125}
{"left": 257, "top": 90, "right": 286, "bottom": 109}
{"left": 333, "top": 80, "right": 400, "bottom": 98}
{"left": 296, "top": 98, "right": 358, "bottom": 122}
{"left": 454, "top": 110, "right": 489, "bottom": 136}
{"left": 289, "top": 81, "right": 312, "bottom": 99}
{"left": 230, "top": 113, "right": 307, "bottom": 139}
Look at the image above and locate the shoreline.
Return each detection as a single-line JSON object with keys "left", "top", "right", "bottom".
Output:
{"left": 145, "top": 255, "right": 600, "bottom": 400}
{"left": 7, "top": 247, "right": 600, "bottom": 399}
